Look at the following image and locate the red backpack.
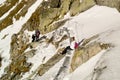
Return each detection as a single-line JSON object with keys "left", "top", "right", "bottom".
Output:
{"left": 74, "top": 42, "right": 79, "bottom": 49}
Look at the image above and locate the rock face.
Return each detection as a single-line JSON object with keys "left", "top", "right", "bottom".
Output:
{"left": 0, "top": 32, "right": 31, "bottom": 80}
{"left": 1, "top": 0, "right": 120, "bottom": 32}
{"left": 0, "top": 0, "right": 36, "bottom": 31}
{"left": 10, "top": 32, "right": 29, "bottom": 59}
{"left": 21, "top": 0, "right": 72, "bottom": 34}
{"left": 16, "top": 0, "right": 120, "bottom": 34}
{"left": 95, "top": 0, "right": 120, "bottom": 12}
{"left": 70, "top": 0, "right": 95, "bottom": 16}
{"left": 0, "top": 0, "right": 18, "bottom": 17}
{"left": 70, "top": 39, "right": 111, "bottom": 73}
{"left": 38, "top": 53, "right": 65, "bottom": 76}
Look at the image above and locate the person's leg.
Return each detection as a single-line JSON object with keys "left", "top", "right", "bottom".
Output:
{"left": 61, "top": 47, "right": 69, "bottom": 55}
{"left": 32, "top": 35, "right": 35, "bottom": 42}
{"left": 66, "top": 46, "right": 73, "bottom": 50}
{"left": 61, "top": 46, "right": 72, "bottom": 55}
{"left": 61, "top": 49, "right": 67, "bottom": 55}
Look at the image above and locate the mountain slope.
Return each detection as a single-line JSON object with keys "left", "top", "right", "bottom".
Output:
{"left": 0, "top": 0, "right": 43, "bottom": 78}
{"left": 69, "top": 25, "right": 120, "bottom": 80}
{"left": 34, "top": 5, "right": 120, "bottom": 80}
{"left": 0, "top": 0, "right": 120, "bottom": 80}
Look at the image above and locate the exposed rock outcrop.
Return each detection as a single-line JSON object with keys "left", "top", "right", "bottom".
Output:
{"left": 0, "top": 0, "right": 36, "bottom": 31}
{"left": 70, "top": 0, "right": 95, "bottom": 16}
{"left": 38, "top": 51, "right": 65, "bottom": 76}
{"left": 1, "top": 0, "right": 120, "bottom": 32}
{"left": 0, "top": 32, "right": 31, "bottom": 80}
{"left": 0, "top": 0, "right": 18, "bottom": 17}
{"left": 95, "top": 0, "right": 120, "bottom": 12}
{"left": 70, "top": 40, "right": 111, "bottom": 73}
{"left": 24, "top": 49, "right": 37, "bottom": 58}
{"left": 21, "top": 0, "right": 72, "bottom": 34}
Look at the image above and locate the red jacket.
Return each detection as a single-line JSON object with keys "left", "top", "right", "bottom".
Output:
{"left": 74, "top": 42, "right": 79, "bottom": 49}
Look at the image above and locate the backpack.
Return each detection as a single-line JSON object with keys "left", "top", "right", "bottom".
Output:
{"left": 74, "top": 42, "right": 79, "bottom": 49}
{"left": 35, "top": 30, "right": 40, "bottom": 37}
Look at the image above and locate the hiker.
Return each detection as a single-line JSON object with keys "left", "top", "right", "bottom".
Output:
{"left": 61, "top": 37, "right": 84, "bottom": 55}
{"left": 74, "top": 38, "right": 84, "bottom": 48}
{"left": 32, "top": 34, "right": 36, "bottom": 42}
{"left": 35, "top": 29, "right": 40, "bottom": 41}
{"left": 61, "top": 37, "right": 76, "bottom": 55}
{"left": 32, "top": 29, "right": 40, "bottom": 42}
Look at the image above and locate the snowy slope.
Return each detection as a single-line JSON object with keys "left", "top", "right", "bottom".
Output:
{"left": 34, "top": 5, "right": 120, "bottom": 80}
{"left": 21, "top": 42, "right": 56, "bottom": 80}
{"left": 65, "top": 6, "right": 120, "bottom": 80}
{"left": 69, "top": 25, "right": 120, "bottom": 80}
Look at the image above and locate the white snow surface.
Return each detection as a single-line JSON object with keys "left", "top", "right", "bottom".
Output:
{"left": 63, "top": 6, "right": 120, "bottom": 80}
{"left": 0, "top": 0, "right": 6, "bottom": 4}
{"left": 34, "top": 5, "right": 120, "bottom": 80}
{"left": 68, "top": 24, "right": 120, "bottom": 80}
{"left": 21, "top": 43, "right": 56, "bottom": 80}
{"left": 0, "top": 0, "right": 43, "bottom": 77}
{"left": 80, "top": 0, "right": 83, "bottom": 3}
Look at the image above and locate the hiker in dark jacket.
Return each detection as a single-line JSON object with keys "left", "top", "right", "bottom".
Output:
{"left": 61, "top": 37, "right": 76, "bottom": 55}
{"left": 35, "top": 29, "right": 40, "bottom": 41}
{"left": 61, "top": 46, "right": 73, "bottom": 55}
{"left": 61, "top": 37, "right": 84, "bottom": 55}
{"left": 32, "top": 29, "right": 40, "bottom": 42}
{"left": 32, "top": 34, "right": 36, "bottom": 42}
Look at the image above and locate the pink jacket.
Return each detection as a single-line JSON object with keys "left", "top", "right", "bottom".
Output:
{"left": 74, "top": 42, "right": 79, "bottom": 49}
{"left": 70, "top": 41, "right": 79, "bottom": 49}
